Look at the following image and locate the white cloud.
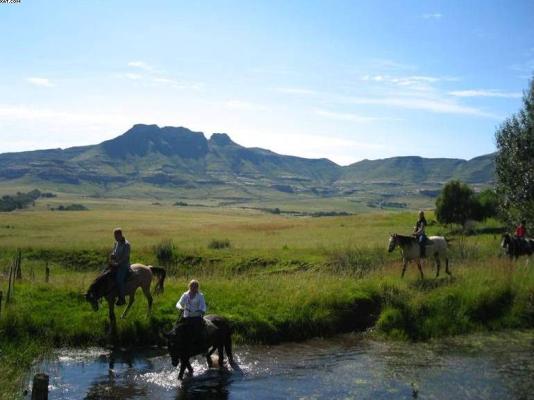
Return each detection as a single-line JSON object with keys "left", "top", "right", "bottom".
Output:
{"left": 0, "top": 104, "right": 129, "bottom": 125}
{"left": 315, "top": 109, "right": 380, "bottom": 123}
{"left": 422, "top": 13, "right": 443, "bottom": 19}
{"left": 448, "top": 89, "right": 522, "bottom": 99}
{"left": 127, "top": 60, "right": 155, "bottom": 71}
{"left": 223, "top": 100, "right": 269, "bottom": 112}
{"left": 362, "top": 74, "right": 458, "bottom": 91}
{"left": 122, "top": 73, "right": 143, "bottom": 80}
{"left": 26, "top": 77, "right": 54, "bottom": 87}
{"left": 274, "top": 87, "right": 317, "bottom": 96}
{"left": 340, "top": 95, "right": 500, "bottom": 119}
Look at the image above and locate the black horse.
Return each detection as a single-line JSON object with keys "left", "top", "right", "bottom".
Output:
{"left": 501, "top": 234, "right": 533, "bottom": 259}
{"left": 165, "top": 314, "right": 237, "bottom": 380}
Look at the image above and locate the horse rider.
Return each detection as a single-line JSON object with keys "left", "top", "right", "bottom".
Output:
{"left": 110, "top": 228, "right": 131, "bottom": 306}
{"left": 514, "top": 220, "right": 527, "bottom": 251}
{"left": 176, "top": 279, "right": 207, "bottom": 347}
{"left": 414, "top": 210, "right": 427, "bottom": 258}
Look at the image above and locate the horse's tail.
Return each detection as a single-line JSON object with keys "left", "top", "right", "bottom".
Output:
{"left": 150, "top": 266, "right": 166, "bottom": 294}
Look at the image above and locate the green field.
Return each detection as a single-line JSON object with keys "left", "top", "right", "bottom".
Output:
{"left": 0, "top": 197, "right": 532, "bottom": 399}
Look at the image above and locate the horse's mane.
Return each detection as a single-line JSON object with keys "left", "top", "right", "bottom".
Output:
{"left": 394, "top": 234, "right": 417, "bottom": 245}
{"left": 88, "top": 268, "right": 113, "bottom": 297}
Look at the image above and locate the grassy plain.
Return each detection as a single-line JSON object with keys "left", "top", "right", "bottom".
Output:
{"left": 0, "top": 197, "right": 532, "bottom": 399}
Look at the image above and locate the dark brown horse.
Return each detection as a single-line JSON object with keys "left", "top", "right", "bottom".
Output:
{"left": 501, "top": 234, "right": 533, "bottom": 260}
{"left": 165, "top": 314, "right": 237, "bottom": 380}
{"left": 85, "top": 263, "right": 166, "bottom": 329}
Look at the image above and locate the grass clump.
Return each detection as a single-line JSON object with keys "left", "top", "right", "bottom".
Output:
{"left": 325, "top": 246, "right": 387, "bottom": 277}
{"left": 153, "top": 239, "right": 176, "bottom": 266}
{"left": 208, "top": 238, "right": 231, "bottom": 249}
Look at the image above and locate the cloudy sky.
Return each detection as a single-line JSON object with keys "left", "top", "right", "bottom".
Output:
{"left": 1, "top": 0, "right": 533, "bottom": 165}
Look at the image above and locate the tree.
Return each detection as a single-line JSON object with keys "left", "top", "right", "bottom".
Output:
{"left": 495, "top": 76, "right": 534, "bottom": 225}
{"left": 473, "top": 189, "right": 500, "bottom": 221}
{"left": 435, "top": 180, "right": 478, "bottom": 227}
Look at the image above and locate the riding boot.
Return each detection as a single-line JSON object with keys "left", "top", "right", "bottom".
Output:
{"left": 420, "top": 244, "right": 426, "bottom": 258}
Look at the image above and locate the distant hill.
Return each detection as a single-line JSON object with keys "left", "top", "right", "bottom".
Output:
{"left": 0, "top": 124, "right": 495, "bottom": 199}
{"left": 341, "top": 154, "right": 495, "bottom": 185}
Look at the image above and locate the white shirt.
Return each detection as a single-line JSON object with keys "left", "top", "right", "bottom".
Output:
{"left": 176, "top": 291, "right": 206, "bottom": 318}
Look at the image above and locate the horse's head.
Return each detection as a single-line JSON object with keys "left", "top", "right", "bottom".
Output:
{"left": 85, "top": 287, "right": 99, "bottom": 311}
{"left": 85, "top": 270, "right": 112, "bottom": 312}
{"left": 388, "top": 234, "right": 398, "bottom": 252}
{"left": 501, "top": 233, "right": 511, "bottom": 249}
{"left": 164, "top": 324, "right": 186, "bottom": 367}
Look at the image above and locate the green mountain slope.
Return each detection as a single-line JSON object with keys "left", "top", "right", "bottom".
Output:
{"left": 0, "top": 124, "right": 495, "bottom": 199}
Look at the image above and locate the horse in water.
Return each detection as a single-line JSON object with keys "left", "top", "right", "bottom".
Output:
{"left": 388, "top": 234, "right": 450, "bottom": 279}
{"left": 501, "top": 234, "right": 533, "bottom": 260}
{"left": 85, "top": 263, "right": 166, "bottom": 329}
{"left": 165, "top": 314, "right": 238, "bottom": 380}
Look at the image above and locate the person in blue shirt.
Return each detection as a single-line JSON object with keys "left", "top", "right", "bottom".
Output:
{"left": 414, "top": 211, "right": 427, "bottom": 258}
{"left": 110, "top": 228, "right": 130, "bottom": 306}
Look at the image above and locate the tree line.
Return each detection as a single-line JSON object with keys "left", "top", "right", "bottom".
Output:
{"left": 435, "top": 76, "right": 533, "bottom": 228}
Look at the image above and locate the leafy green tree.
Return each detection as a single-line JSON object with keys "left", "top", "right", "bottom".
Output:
{"left": 495, "top": 76, "right": 534, "bottom": 225}
{"left": 435, "top": 180, "right": 478, "bottom": 227}
{"left": 473, "top": 189, "right": 500, "bottom": 221}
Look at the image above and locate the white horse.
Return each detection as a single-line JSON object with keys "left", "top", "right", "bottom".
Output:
{"left": 388, "top": 234, "right": 451, "bottom": 279}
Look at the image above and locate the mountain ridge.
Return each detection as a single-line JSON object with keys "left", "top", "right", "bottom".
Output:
{"left": 0, "top": 124, "right": 495, "bottom": 198}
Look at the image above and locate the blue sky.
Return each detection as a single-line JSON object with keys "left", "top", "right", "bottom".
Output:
{"left": 0, "top": 0, "right": 533, "bottom": 165}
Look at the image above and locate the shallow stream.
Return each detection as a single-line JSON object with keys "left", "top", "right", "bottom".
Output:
{"left": 28, "top": 330, "right": 534, "bottom": 399}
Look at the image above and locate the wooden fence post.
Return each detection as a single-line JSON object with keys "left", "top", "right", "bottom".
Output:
{"left": 31, "top": 373, "right": 49, "bottom": 400}
{"left": 15, "top": 249, "right": 22, "bottom": 280}
{"left": 6, "top": 261, "right": 13, "bottom": 304}
{"left": 45, "top": 263, "right": 50, "bottom": 283}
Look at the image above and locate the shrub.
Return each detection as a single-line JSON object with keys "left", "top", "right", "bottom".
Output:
{"left": 208, "top": 239, "right": 231, "bottom": 249}
{"left": 153, "top": 239, "right": 176, "bottom": 266}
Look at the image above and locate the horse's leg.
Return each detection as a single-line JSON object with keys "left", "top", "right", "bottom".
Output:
{"left": 107, "top": 298, "right": 117, "bottom": 336}
{"left": 121, "top": 291, "right": 135, "bottom": 319}
{"left": 185, "top": 359, "right": 194, "bottom": 374}
{"left": 445, "top": 257, "right": 452, "bottom": 276}
{"left": 401, "top": 259, "right": 408, "bottom": 278}
{"left": 224, "top": 334, "right": 237, "bottom": 369}
{"left": 142, "top": 284, "right": 153, "bottom": 315}
{"left": 218, "top": 344, "right": 225, "bottom": 368}
{"left": 417, "top": 260, "right": 424, "bottom": 279}
{"left": 178, "top": 361, "right": 186, "bottom": 380}
{"left": 435, "top": 256, "right": 440, "bottom": 278}
{"left": 206, "top": 346, "right": 216, "bottom": 368}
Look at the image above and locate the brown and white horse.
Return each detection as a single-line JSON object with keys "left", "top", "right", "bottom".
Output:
{"left": 85, "top": 263, "right": 166, "bottom": 330}
{"left": 388, "top": 234, "right": 451, "bottom": 279}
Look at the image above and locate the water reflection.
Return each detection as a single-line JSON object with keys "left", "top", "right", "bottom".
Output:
{"left": 29, "top": 330, "right": 534, "bottom": 400}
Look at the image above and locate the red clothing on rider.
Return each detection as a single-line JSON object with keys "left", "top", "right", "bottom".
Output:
{"left": 515, "top": 225, "right": 526, "bottom": 238}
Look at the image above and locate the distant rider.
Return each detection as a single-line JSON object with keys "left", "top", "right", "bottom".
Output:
{"left": 515, "top": 220, "right": 527, "bottom": 239}
{"left": 514, "top": 220, "right": 527, "bottom": 251}
{"left": 414, "top": 210, "right": 427, "bottom": 258}
{"left": 176, "top": 280, "right": 207, "bottom": 347}
{"left": 110, "top": 228, "right": 131, "bottom": 306}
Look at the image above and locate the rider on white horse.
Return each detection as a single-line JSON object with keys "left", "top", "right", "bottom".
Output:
{"left": 414, "top": 211, "right": 427, "bottom": 258}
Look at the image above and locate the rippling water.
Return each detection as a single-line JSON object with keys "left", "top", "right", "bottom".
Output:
{"left": 28, "top": 330, "right": 534, "bottom": 399}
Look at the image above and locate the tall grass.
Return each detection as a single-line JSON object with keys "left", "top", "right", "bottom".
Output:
{"left": 0, "top": 209, "right": 530, "bottom": 399}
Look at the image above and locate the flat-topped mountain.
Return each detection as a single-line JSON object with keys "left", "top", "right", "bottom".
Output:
{"left": 0, "top": 124, "right": 495, "bottom": 199}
